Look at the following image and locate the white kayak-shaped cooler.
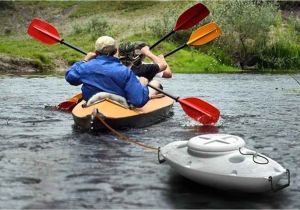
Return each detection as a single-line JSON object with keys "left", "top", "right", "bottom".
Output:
{"left": 159, "top": 134, "right": 290, "bottom": 193}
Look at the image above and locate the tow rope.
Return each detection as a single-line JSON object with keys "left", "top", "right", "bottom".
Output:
{"left": 93, "top": 110, "right": 159, "bottom": 152}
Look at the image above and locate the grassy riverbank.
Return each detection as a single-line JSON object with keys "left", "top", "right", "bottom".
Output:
{"left": 0, "top": 1, "right": 299, "bottom": 73}
{"left": 0, "top": 33, "right": 238, "bottom": 73}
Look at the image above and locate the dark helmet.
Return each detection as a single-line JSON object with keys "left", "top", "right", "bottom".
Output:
{"left": 133, "top": 41, "right": 147, "bottom": 65}
{"left": 118, "top": 42, "right": 137, "bottom": 66}
{"left": 134, "top": 41, "right": 146, "bottom": 51}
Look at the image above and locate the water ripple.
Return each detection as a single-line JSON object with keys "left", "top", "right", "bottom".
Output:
{"left": 0, "top": 74, "right": 299, "bottom": 209}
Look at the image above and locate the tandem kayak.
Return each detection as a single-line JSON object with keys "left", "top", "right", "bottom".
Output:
{"left": 159, "top": 134, "right": 290, "bottom": 193}
{"left": 72, "top": 95, "right": 174, "bottom": 131}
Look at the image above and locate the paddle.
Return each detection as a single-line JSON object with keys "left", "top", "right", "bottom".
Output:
{"left": 28, "top": 18, "right": 87, "bottom": 111}
{"left": 150, "top": 3, "right": 209, "bottom": 49}
{"left": 148, "top": 22, "right": 222, "bottom": 124}
{"left": 148, "top": 84, "right": 220, "bottom": 125}
{"left": 56, "top": 93, "right": 82, "bottom": 111}
{"left": 28, "top": 18, "right": 220, "bottom": 125}
{"left": 164, "top": 22, "right": 221, "bottom": 57}
{"left": 27, "top": 18, "right": 86, "bottom": 54}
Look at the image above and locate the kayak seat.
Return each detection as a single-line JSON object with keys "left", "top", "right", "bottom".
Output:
{"left": 86, "top": 92, "right": 129, "bottom": 108}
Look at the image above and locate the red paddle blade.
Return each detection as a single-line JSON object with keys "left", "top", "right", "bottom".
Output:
{"left": 56, "top": 93, "right": 82, "bottom": 112}
{"left": 178, "top": 97, "right": 220, "bottom": 125}
{"left": 174, "top": 3, "right": 209, "bottom": 31}
{"left": 27, "top": 18, "right": 61, "bottom": 45}
{"left": 56, "top": 101, "right": 77, "bottom": 112}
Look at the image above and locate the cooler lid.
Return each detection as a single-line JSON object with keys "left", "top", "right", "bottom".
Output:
{"left": 187, "top": 134, "right": 245, "bottom": 152}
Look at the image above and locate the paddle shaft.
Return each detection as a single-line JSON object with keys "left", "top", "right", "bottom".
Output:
{"left": 56, "top": 32, "right": 183, "bottom": 61}
{"left": 150, "top": 30, "right": 175, "bottom": 50}
{"left": 60, "top": 40, "right": 87, "bottom": 55}
{"left": 147, "top": 84, "right": 179, "bottom": 101}
{"left": 164, "top": 43, "right": 187, "bottom": 58}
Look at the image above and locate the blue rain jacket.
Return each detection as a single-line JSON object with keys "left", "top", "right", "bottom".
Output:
{"left": 65, "top": 55, "right": 149, "bottom": 107}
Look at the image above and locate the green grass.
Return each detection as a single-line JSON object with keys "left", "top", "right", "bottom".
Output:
{"left": 0, "top": 34, "right": 85, "bottom": 71}
{"left": 0, "top": 1, "right": 239, "bottom": 73}
{"left": 2, "top": 1, "right": 299, "bottom": 73}
{"left": 167, "top": 50, "right": 239, "bottom": 73}
{"left": 0, "top": 31, "right": 239, "bottom": 73}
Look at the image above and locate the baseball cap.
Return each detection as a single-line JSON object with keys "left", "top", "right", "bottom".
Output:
{"left": 95, "top": 36, "right": 117, "bottom": 55}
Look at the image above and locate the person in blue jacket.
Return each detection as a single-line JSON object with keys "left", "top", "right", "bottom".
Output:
{"left": 65, "top": 36, "right": 149, "bottom": 107}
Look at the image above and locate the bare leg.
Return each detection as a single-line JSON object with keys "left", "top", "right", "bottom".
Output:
{"left": 148, "top": 80, "right": 164, "bottom": 99}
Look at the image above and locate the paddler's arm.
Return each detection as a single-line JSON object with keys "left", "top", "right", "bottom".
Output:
{"left": 158, "top": 55, "right": 172, "bottom": 78}
{"left": 65, "top": 52, "right": 96, "bottom": 86}
{"left": 65, "top": 62, "right": 83, "bottom": 86}
{"left": 141, "top": 46, "right": 167, "bottom": 72}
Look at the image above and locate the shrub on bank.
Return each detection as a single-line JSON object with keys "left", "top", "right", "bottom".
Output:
{"left": 206, "top": 0, "right": 299, "bottom": 71}
{"left": 259, "top": 14, "right": 300, "bottom": 69}
{"left": 149, "top": 0, "right": 299, "bottom": 71}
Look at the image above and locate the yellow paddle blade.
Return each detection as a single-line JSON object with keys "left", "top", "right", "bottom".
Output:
{"left": 187, "top": 22, "right": 222, "bottom": 46}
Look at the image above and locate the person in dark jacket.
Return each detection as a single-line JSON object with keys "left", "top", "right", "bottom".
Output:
{"left": 118, "top": 42, "right": 167, "bottom": 99}
{"left": 65, "top": 36, "right": 149, "bottom": 107}
{"left": 131, "top": 42, "right": 172, "bottom": 81}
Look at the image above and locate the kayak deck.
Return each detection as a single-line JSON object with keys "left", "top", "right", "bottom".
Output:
{"left": 72, "top": 96, "right": 174, "bottom": 131}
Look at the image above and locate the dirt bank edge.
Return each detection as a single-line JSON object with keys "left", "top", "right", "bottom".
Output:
{"left": 0, "top": 54, "right": 68, "bottom": 73}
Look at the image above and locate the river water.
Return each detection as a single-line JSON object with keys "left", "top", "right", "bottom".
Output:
{"left": 0, "top": 73, "right": 299, "bottom": 209}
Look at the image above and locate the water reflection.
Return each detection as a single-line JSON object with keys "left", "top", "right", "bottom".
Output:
{"left": 165, "top": 171, "right": 291, "bottom": 209}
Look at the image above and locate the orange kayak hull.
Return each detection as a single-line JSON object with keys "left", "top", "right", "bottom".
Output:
{"left": 72, "top": 96, "right": 174, "bottom": 131}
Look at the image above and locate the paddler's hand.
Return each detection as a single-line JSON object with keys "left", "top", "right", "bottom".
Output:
{"left": 83, "top": 52, "right": 97, "bottom": 62}
{"left": 158, "top": 54, "right": 166, "bottom": 61}
{"left": 140, "top": 46, "right": 151, "bottom": 55}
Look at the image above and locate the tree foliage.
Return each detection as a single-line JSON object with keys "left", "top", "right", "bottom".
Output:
{"left": 204, "top": 0, "right": 279, "bottom": 68}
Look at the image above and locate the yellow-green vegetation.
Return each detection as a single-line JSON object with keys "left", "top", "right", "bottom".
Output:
{"left": 204, "top": 0, "right": 300, "bottom": 70}
{"left": 0, "top": 1, "right": 299, "bottom": 73}
{"left": 0, "top": 1, "right": 241, "bottom": 73}
{"left": 149, "top": 0, "right": 300, "bottom": 71}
